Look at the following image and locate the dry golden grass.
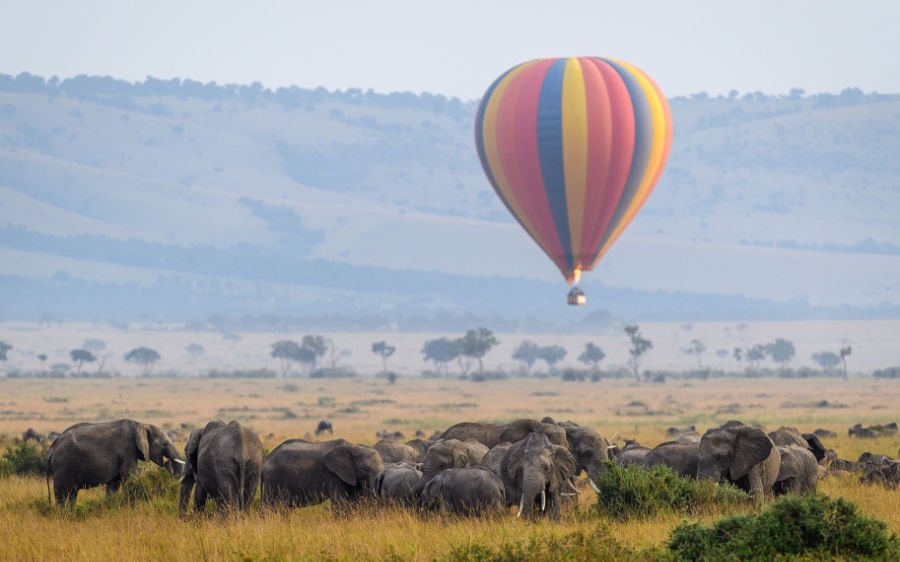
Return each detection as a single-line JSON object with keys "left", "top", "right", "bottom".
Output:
{"left": 0, "top": 376, "right": 898, "bottom": 561}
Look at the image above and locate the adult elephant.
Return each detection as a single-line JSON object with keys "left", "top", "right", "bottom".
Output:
{"left": 261, "top": 440, "right": 383, "bottom": 507}
{"left": 421, "top": 467, "right": 506, "bottom": 516}
{"left": 480, "top": 442, "right": 513, "bottom": 476}
{"left": 698, "top": 421, "right": 781, "bottom": 501}
{"left": 558, "top": 421, "right": 614, "bottom": 490}
{"left": 420, "top": 439, "right": 489, "bottom": 482}
{"left": 405, "top": 439, "right": 431, "bottom": 458}
{"left": 773, "top": 445, "right": 818, "bottom": 495}
{"left": 373, "top": 439, "right": 421, "bottom": 464}
{"left": 615, "top": 442, "right": 651, "bottom": 467}
{"left": 768, "top": 427, "right": 827, "bottom": 462}
{"left": 499, "top": 433, "right": 576, "bottom": 520}
{"left": 643, "top": 440, "right": 700, "bottom": 478}
{"left": 178, "top": 420, "right": 264, "bottom": 513}
{"left": 438, "top": 419, "right": 568, "bottom": 448}
{"left": 46, "top": 419, "right": 183, "bottom": 506}
{"left": 375, "top": 462, "right": 424, "bottom": 506}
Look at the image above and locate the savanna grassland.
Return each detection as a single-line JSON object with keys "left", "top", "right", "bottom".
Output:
{"left": 1, "top": 376, "right": 898, "bottom": 561}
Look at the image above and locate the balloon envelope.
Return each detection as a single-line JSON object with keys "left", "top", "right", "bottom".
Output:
{"left": 475, "top": 57, "right": 672, "bottom": 282}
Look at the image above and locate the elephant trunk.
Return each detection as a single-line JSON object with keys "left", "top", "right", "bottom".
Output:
{"left": 518, "top": 468, "right": 545, "bottom": 519}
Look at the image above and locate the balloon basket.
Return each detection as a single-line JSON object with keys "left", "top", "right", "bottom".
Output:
{"left": 567, "top": 287, "right": 586, "bottom": 306}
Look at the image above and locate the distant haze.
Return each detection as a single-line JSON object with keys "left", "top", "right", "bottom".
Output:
{"left": 2, "top": 1, "right": 900, "bottom": 99}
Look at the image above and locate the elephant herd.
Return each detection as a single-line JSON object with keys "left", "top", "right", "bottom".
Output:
{"left": 41, "top": 416, "right": 897, "bottom": 517}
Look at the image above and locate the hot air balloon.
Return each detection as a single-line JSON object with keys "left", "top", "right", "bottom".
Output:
{"left": 475, "top": 57, "right": 672, "bottom": 305}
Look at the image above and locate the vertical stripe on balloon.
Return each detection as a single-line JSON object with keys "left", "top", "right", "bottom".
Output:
{"left": 536, "top": 58, "right": 572, "bottom": 273}
{"left": 561, "top": 58, "right": 588, "bottom": 268}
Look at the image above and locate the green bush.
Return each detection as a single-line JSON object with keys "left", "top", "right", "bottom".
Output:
{"left": 667, "top": 494, "right": 900, "bottom": 561}
{"left": 119, "top": 465, "right": 180, "bottom": 504}
{"left": 0, "top": 442, "right": 46, "bottom": 477}
{"left": 594, "top": 461, "right": 747, "bottom": 520}
{"left": 441, "top": 526, "right": 640, "bottom": 562}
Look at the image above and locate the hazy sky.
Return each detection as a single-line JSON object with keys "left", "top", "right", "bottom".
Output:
{"left": 3, "top": 1, "right": 899, "bottom": 100}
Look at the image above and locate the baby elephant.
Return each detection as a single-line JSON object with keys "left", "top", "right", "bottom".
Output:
{"left": 421, "top": 467, "right": 506, "bottom": 516}
{"left": 179, "top": 420, "right": 265, "bottom": 514}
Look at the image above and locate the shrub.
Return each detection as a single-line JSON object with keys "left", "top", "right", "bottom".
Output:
{"left": 119, "top": 465, "right": 180, "bottom": 504}
{"left": 310, "top": 366, "right": 357, "bottom": 378}
{"left": 873, "top": 366, "right": 900, "bottom": 378}
{"left": 442, "top": 526, "right": 638, "bottom": 561}
{"left": 667, "top": 494, "right": 900, "bottom": 561}
{"left": 594, "top": 462, "right": 747, "bottom": 520}
{"left": 0, "top": 442, "right": 46, "bottom": 477}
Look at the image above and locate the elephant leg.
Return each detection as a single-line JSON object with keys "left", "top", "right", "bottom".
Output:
{"left": 106, "top": 478, "right": 121, "bottom": 495}
{"left": 55, "top": 484, "right": 76, "bottom": 507}
{"left": 194, "top": 482, "right": 208, "bottom": 513}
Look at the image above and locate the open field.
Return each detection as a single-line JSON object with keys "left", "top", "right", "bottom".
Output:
{"left": 0, "top": 376, "right": 898, "bottom": 560}
{"left": 2, "top": 319, "right": 897, "bottom": 376}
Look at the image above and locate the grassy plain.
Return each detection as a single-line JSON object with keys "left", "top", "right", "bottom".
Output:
{"left": 0, "top": 376, "right": 898, "bottom": 561}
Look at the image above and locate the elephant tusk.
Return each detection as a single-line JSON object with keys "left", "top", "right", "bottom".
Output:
{"left": 567, "top": 479, "right": 581, "bottom": 494}
{"left": 173, "top": 459, "right": 186, "bottom": 465}
{"left": 590, "top": 479, "right": 601, "bottom": 494}
{"left": 517, "top": 496, "right": 525, "bottom": 518}
{"left": 540, "top": 490, "right": 546, "bottom": 512}
{"left": 561, "top": 492, "right": 577, "bottom": 497}
{"left": 606, "top": 445, "right": 619, "bottom": 449}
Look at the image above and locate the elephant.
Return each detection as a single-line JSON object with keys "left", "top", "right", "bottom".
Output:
{"left": 499, "top": 433, "right": 577, "bottom": 521}
{"left": 178, "top": 420, "right": 264, "bottom": 513}
{"left": 376, "top": 429, "right": 405, "bottom": 440}
{"left": 405, "top": 438, "right": 431, "bottom": 458}
{"left": 698, "top": 421, "right": 781, "bottom": 501}
{"left": 421, "top": 467, "right": 506, "bottom": 516}
{"left": 438, "top": 419, "right": 568, "bottom": 449}
{"left": 315, "top": 420, "right": 333, "bottom": 436}
{"left": 375, "top": 462, "right": 424, "bottom": 506}
{"left": 480, "top": 442, "right": 513, "bottom": 476}
{"left": 373, "top": 439, "right": 421, "bottom": 464}
{"left": 22, "top": 427, "right": 44, "bottom": 443}
{"left": 558, "top": 421, "right": 614, "bottom": 491}
{"left": 666, "top": 425, "right": 696, "bottom": 438}
{"left": 615, "top": 442, "right": 651, "bottom": 467}
{"left": 813, "top": 428, "right": 837, "bottom": 438}
{"left": 643, "top": 440, "right": 700, "bottom": 478}
{"left": 773, "top": 445, "right": 818, "bottom": 495}
{"left": 261, "top": 440, "right": 383, "bottom": 507}
{"left": 420, "top": 439, "right": 489, "bottom": 482}
{"left": 768, "top": 426, "right": 827, "bottom": 462}
{"left": 46, "top": 419, "right": 183, "bottom": 506}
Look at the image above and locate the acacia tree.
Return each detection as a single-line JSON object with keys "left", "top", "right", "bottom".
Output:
{"left": 537, "top": 345, "right": 567, "bottom": 372}
{"left": 371, "top": 341, "right": 396, "bottom": 373}
{"left": 733, "top": 347, "right": 743, "bottom": 368}
{"left": 271, "top": 340, "right": 303, "bottom": 377}
{"left": 0, "top": 341, "right": 11, "bottom": 362}
{"left": 766, "top": 338, "right": 796, "bottom": 366}
{"left": 715, "top": 348, "right": 729, "bottom": 368}
{"left": 578, "top": 343, "right": 606, "bottom": 372}
{"left": 624, "top": 325, "right": 652, "bottom": 383}
{"left": 69, "top": 348, "right": 96, "bottom": 375}
{"left": 746, "top": 344, "right": 767, "bottom": 370}
{"left": 684, "top": 339, "right": 707, "bottom": 369}
{"left": 512, "top": 341, "right": 541, "bottom": 373}
{"left": 812, "top": 351, "right": 841, "bottom": 372}
{"left": 839, "top": 345, "right": 852, "bottom": 380}
{"left": 459, "top": 328, "right": 498, "bottom": 375}
{"left": 124, "top": 347, "right": 161, "bottom": 376}
{"left": 421, "top": 337, "right": 460, "bottom": 375}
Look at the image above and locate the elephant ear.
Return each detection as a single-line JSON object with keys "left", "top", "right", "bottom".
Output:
{"left": 802, "top": 433, "right": 827, "bottom": 462}
{"left": 730, "top": 426, "right": 773, "bottom": 481}
{"left": 420, "top": 475, "right": 442, "bottom": 509}
{"left": 325, "top": 446, "right": 358, "bottom": 486}
{"left": 184, "top": 429, "right": 203, "bottom": 471}
{"left": 134, "top": 423, "right": 151, "bottom": 462}
{"left": 550, "top": 446, "right": 577, "bottom": 491}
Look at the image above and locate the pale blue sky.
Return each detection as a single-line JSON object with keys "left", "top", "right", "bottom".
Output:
{"left": 2, "top": 0, "right": 898, "bottom": 99}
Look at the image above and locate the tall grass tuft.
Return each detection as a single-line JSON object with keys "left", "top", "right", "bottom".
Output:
{"left": 594, "top": 461, "right": 748, "bottom": 520}
{"left": 667, "top": 494, "right": 900, "bottom": 561}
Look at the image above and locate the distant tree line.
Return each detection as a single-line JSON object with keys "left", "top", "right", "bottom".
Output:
{"left": 0, "top": 72, "right": 471, "bottom": 118}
